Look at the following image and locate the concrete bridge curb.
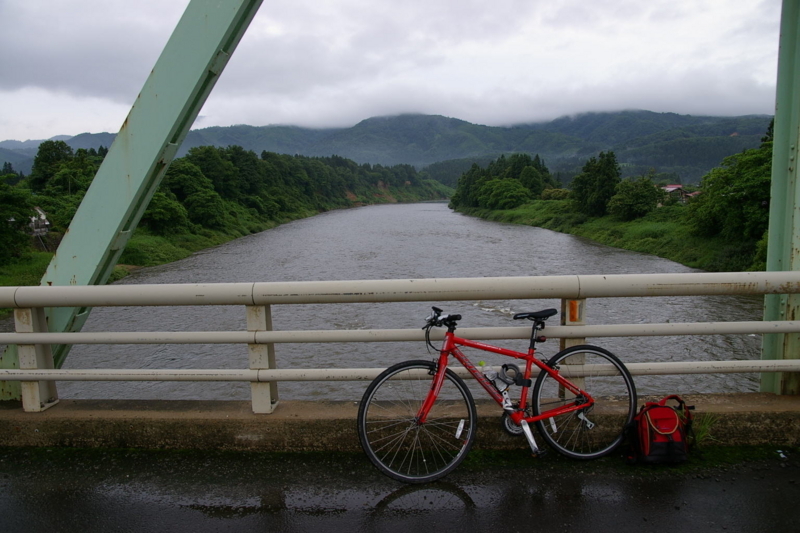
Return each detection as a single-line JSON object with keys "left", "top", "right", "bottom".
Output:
{"left": 0, "top": 393, "right": 798, "bottom": 452}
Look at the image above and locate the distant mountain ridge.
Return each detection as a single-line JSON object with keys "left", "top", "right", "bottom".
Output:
{"left": 1, "top": 111, "right": 772, "bottom": 183}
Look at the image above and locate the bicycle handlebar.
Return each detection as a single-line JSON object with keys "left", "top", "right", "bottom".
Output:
{"left": 423, "top": 307, "right": 461, "bottom": 329}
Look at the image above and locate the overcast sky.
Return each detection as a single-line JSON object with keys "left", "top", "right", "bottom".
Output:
{"left": 0, "top": 0, "right": 782, "bottom": 141}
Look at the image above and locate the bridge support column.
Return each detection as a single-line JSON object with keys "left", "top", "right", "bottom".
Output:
{"left": 247, "top": 305, "right": 279, "bottom": 413}
{"left": 14, "top": 308, "right": 58, "bottom": 412}
{"left": 763, "top": 0, "right": 800, "bottom": 394}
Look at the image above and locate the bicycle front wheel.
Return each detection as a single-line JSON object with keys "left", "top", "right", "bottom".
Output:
{"left": 357, "top": 360, "right": 477, "bottom": 484}
{"left": 532, "top": 345, "right": 636, "bottom": 460}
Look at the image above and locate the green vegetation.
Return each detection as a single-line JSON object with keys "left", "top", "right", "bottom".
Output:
{"left": 608, "top": 174, "right": 665, "bottom": 221}
{"left": 4, "top": 111, "right": 771, "bottom": 187}
{"left": 0, "top": 143, "right": 451, "bottom": 291}
{"left": 570, "top": 151, "right": 621, "bottom": 217}
{"left": 449, "top": 121, "right": 775, "bottom": 272}
{"left": 0, "top": 252, "right": 52, "bottom": 286}
{"left": 691, "top": 413, "right": 719, "bottom": 446}
{"left": 448, "top": 153, "right": 559, "bottom": 210}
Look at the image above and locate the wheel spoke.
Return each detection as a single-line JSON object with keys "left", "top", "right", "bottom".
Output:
{"left": 357, "top": 360, "right": 477, "bottom": 483}
{"left": 533, "top": 346, "right": 636, "bottom": 459}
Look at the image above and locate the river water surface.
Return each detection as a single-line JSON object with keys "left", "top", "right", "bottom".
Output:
{"left": 6, "top": 202, "right": 763, "bottom": 401}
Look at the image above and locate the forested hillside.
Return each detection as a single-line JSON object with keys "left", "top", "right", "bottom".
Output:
{"left": 2, "top": 111, "right": 771, "bottom": 185}
{"left": 0, "top": 142, "right": 450, "bottom": 281}
{"left": 448, "top": 122, "right": 774, "bottom": 272}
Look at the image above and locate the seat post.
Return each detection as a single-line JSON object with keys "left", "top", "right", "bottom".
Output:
{"left": 528, "top": 320, "right": 544, "bottom": 351}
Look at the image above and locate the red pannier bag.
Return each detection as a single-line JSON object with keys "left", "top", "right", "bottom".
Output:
{"left": 627, "top": 395, "right": 694, "bottom": 464}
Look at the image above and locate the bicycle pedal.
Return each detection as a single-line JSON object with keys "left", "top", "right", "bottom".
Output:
{"left": 531, "top": 448, "right": 548, "bottom": 459}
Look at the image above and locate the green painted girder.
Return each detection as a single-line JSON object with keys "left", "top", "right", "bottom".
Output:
{"left": 763, "top": 0, "right": 800, "bottom": 394}
{"left": 0, "top": 0, "right": 263, "bottom": 398}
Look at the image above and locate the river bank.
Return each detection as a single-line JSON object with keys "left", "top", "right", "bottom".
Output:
{"left": 455, "top": 200, "right": 763, "bottom": 273}
{"left": 1, "top": 197, "right": 451, "bottom": 290}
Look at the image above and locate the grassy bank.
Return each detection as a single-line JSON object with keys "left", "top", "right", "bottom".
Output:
{"left": 460, "top": 200, "right": 761, "bottom": 272}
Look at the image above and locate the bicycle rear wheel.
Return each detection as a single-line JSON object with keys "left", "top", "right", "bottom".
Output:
{"left": 532, "top": 345, "right": 636, "bottom": 460}
{"left": 357, "top": 360, "right": 477, "bottom": 484}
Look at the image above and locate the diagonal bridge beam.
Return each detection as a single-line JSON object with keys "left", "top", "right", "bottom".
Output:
{"left": 0, "top": 0, "right": 263, "bottom": 401}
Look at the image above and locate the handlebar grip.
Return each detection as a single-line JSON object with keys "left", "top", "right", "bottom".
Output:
{"left": 451, "top": 314, "right": 462, "bottom": 321}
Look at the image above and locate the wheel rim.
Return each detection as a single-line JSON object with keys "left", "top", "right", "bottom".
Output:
{"left": 534, "top": 348, "right": 635, "bottom": 459}
{"left": 359, "top": 363, "right": 476, "bottom": 482}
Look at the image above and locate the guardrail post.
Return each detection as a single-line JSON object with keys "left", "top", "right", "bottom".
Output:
{"left": 560, "top": 299, "right": 586, "bottom": 349}
{"left": 247, "top": 305, "right": 278, "bottom": 413}
{"left": 14, "top": 308, "right": 59, "bottom": 412}
{"left": 560, "top": 299, "right": 587, "bottom": 391}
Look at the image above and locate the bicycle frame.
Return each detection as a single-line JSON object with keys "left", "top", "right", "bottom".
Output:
{"left": 416, "top": 331, "right": 595, "bottom": 428}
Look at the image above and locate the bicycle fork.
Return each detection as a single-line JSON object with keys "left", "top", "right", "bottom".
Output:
{"left": 414, "top": 356, "right": 449, "bottom": 426}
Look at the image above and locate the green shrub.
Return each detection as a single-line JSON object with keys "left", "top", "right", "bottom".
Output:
{"left": 540, "top": 188, "right": 570, "bottom": 200}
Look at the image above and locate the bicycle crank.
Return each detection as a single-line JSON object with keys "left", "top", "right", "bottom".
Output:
{"left": 520, "top": 420, "right": 545, "bottom": 457}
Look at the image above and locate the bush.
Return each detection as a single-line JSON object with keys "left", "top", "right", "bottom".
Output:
{"left": 608, "top": 177, "right": 663, "bottom": 221}
{"left": 541, "top": 188, "right": 570, "bottom": 200}
{"left": 477, "top": 179, "right": 532, "bottom": 209}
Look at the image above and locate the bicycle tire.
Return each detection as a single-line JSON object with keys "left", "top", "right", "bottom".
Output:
{"left": 357, "top": 360, "right": 477, "bottom": 483}
{"left": 532, "top": 345, "right": 636, "bottom": 460}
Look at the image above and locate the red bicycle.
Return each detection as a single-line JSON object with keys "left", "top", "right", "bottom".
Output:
{"left": 357, "top": 307, "right": 637, "bottom": 483}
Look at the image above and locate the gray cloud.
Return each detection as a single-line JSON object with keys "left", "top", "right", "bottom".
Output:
{"left": 0, "top": 0, "right": 782, "bottom": 140}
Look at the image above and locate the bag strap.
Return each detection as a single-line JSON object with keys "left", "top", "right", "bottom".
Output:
{"left": 659, "top": 394, "right": 685, "bottom": 407}
{"left": 645, "top": 409, "right": 680, "bottom": 435}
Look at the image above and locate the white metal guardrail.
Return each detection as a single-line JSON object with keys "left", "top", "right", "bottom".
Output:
{"left": 2, "top": 271, "right": 800, "bottom": 413}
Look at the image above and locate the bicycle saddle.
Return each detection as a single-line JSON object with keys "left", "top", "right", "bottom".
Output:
{"left": 513, "top": 308, "right": 558, "bottom": 321}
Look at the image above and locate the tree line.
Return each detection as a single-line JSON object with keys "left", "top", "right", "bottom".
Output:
{"left": 448, "top": 121, "right": 775, "bottom": 272}
{"left": 1, "top": 142, "right": 449, "bottom": 267}
{"left": 448, "top": 153, "right": 563, "bottom": 210}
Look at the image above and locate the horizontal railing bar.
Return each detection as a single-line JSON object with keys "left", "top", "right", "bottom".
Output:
{"left": 624, "top": 360, "right": 800, "bottom": 375}
{"left": 2, "top": 321, "right": 799, "bottom": 346}
{"left": 2, "top": 359, "right": 799, "bottom": 382}
{"left": 2, "top": 271, "right": 800, "bottom": 308}
{"left": 0, "top": 369, "right": 259, "bottom": 381}
{"left": 0, "top": 331, "right": 257, "bottom": 345}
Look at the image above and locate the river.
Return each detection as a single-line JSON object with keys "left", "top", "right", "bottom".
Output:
{"left": 6, "top": 202, "right": 764, "bottom": 401}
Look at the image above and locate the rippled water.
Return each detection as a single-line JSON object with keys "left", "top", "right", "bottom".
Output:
{"left": 3, "top": 202, "right": 763, "bottom": 400}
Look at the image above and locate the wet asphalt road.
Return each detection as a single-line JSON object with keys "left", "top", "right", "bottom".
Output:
{"left": 1, "top": 446, "right": 798, "bottom": 533}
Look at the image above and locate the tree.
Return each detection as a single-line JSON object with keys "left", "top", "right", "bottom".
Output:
{"left": 184, "top": 189, "right": 227, "bottom": 228}
{"left": 519, "top": 166, "right": 547, "bottom": 197}
{"left": 29, "top": 140, "right": 74, "bottom": 191}
{"left": 449, "top": 163, "right": 488, "bottom": 208}
{"left": 186, "top": 146, "right": 240, "bottom": 200}
{"left": 608, "top": 176, "right": 664, "bottom": 221}
{"left": 1, "top": 162, "right": 23, "bottom": 186}
{"left": 161, "top": 159, "right": 215, "bottom": 201}
{"left": 570, "top": 151, "right": 621, "bottom": 216}
{"left": 477, "top": 178, "right": 532, "bottom": 209}
{"left": 141, "top": 191, "right": 189, "bottom": 234}
{"left": 688, "top": 141, "right": 771, "bottom": 242}
{"left": 449, "top": 153, "right": 556, "bottom": 209}
{"left": 0, "top": 183, "right": 35, "bottom": 264}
